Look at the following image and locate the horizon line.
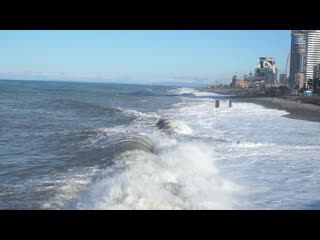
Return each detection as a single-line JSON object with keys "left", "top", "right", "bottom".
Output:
{"left": 0, "top": 78, "right": 207, "bottom": 87}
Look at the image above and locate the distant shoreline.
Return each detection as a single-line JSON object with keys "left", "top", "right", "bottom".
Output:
{"left": 199, "top": 87, "right": 320, "bottom": 123}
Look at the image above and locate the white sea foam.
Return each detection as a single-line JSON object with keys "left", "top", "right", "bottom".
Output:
{"left": 120, "top": 108, "right": 159, "bottom": 120}
{"left": 169, "top": 120, "right": 193, "bottom": 135}
{"left": 169, "top": 87, "right": 220, "bottom": 97}
{"left": 43, "top": 87, "right": 320, "bottom": 210}
{"left": 41, "top": 167, "right": 99, "bottom": 209}
{"left": 157, "top": 88, "right": 320, "bottom": 209}
{"left": 69, "top": 137, "right": 243, "bottom": 210}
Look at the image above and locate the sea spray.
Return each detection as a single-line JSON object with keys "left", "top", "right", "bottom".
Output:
{"left": 67, "top": 136, "right": 242, "bottom": 210}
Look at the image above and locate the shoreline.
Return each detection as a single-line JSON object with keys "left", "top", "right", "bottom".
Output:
{"left": 200, "top": 88, "right": 320, "bottom": 123}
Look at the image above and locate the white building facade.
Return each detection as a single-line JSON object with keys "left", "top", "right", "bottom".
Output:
{"left": 254, "top": 57, "right": 278, "bottom": 83}
{"left": 304, "top": 30, "right": 320, "bottom": 81}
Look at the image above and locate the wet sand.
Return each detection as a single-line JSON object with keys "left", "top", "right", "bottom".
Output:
{"left": 200, "top": 88, "right": 320, "bottom": 123}
{"left": 233, "top": 97, "right": 320, "bottom": 122}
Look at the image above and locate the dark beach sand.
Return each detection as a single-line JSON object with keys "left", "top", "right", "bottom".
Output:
{"left": 233, "top": 97, "right": 320, "bottom": 123}
{"left": 200, "top": 88, "right": 320, "bottom": 123}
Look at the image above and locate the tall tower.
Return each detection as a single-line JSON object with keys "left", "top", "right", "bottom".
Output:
{"left": 285, "top": 52, "right": 291, "bottom": 86}
{"left": 286, "top": 52, "right": 290, "bottom": 78}
{"left": 304, "top": 30, "right": 320, "bottom": 81}
{"left": 289, "top": 30, "right": 306, "bottom": 87}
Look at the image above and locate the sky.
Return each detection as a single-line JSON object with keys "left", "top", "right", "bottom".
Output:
{"left": 0, "top": 30, "right": 291, "bottom": 86}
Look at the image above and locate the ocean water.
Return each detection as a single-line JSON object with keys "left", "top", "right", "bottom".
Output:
{"left": 1, "top": 80, "right": 320, "bottom": 210}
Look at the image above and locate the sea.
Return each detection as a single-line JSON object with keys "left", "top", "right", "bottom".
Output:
{"left": 1, "top": 80, "right": 320, "bottom": 210}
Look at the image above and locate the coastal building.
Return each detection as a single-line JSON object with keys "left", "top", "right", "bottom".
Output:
{"left": 304, "top": 30, "right": 320, "bottom": 81}
{"left": 231, "top": 74, "right": 238, "bottom": 88}
{"left": 231, "top": 73, "right": 249, "bottom": 88}
{"left": 254, "top": 57, "right": 278, "bottom": 83}
{"left": 248, "top": 71, "right": 254, "bottom": 79}
{"left": 231, "top": 72, "right": 262, "bottom": 89}
{"left": 279, "top": 74, "right": 287, "bottom": 84}
{"left": 243, "top": 72, "right": 255, "bottom": 81}
{"left": 286, "top": 52, "right": 291, "bottom": 81}
{"left": 289, "top": 30, "right": 306, "bottom": 87}
{"left": 235, "top": 80, "right": 249, "bottom": 88}
{"left": 296, "top": 72, "right": 305, "bottom": 89}
{"left": 314, "top": 64, "right": 320, "bottom": 80}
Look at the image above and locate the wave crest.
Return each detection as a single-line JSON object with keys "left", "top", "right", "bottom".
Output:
{"left": 156, "top": 118, "right": 193, "bottom": 135}
{"left": 66, "top": 139, "right": 242, "bottom": 210}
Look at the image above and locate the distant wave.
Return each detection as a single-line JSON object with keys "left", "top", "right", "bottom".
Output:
{"left": 125, "top": 88, "right": 156, "bottom": 97}
{"left": 168, "top": 87, "right": 222, "bottom": 98}
{"left": 50, "top": 99, "right": 121, "bottom": 113}
{"left": 181, "top": 93, "right": 197, "bottom": 97}
{"left": 49, "top": 99, "right": 138, "bottom": 123}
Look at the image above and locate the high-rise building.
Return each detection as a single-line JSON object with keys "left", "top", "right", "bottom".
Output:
{"left": 314, "top": 64, "right": 320, "bottom": 80}
{"left": 304, "top": 30, "right": 320, "bottom": 81}
{"left": 279, "top": 74, "right": 286, "bottom": 84}
{"left": 254, "top": 57, "right": 278, "bottom": 83}
{"left": 289, "top": 30, "right": 306, "bottom": 87}
{"left": 296, "top": 73, "right": 305, "bottom": 89}
{"left": 313, "top": 64, "right": 320, "bottom": 93}
{"left": 286, "top": 52, "right": 290, "bottom": 80}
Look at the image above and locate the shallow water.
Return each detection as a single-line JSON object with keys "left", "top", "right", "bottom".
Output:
{"left": 1, "top": 80, "right": 320, "bottom": 209}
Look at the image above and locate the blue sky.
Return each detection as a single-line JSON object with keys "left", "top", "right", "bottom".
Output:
{"left": 0, "top": 30, "right": 290, "bottom": 85}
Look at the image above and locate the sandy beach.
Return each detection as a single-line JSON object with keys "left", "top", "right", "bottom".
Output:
{"left": 200, "top": 88, "right": 320, "bottom": 122}
{"left": 233, "top": 97, "right": 320, "bottom": 122}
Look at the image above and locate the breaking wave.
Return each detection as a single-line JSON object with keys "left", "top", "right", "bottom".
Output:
{"left": 64, "top": 137, "right": 243, "bottom": 210}
{"left": 156, "top": 118, "right": 193, "bottom": 135}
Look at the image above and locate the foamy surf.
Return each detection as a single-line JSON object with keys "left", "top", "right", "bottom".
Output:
{"left": 44, "top": 87, "right": 320, "bottom": 210}
{"left": 4, "top": 82, "right": 320, "bottom": 210}
{"left": 65, "top": 137, "right": 243, "bottom": 210}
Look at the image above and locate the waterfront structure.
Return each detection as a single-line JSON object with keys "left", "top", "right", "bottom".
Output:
{"left": 235, "top": 80, "right": 249, "bottom": 88}
{"left": 289, "top": 30, "right": 306, "bottom": 87}
{"left": 304, "top": 30, "right": 320, "bottom": 81}
{"left": 286, "top": 53, "right": 290, "bottom": 79}
{"left": 254, "top": 57, "right": 278, "bottom": 83}
{"left": 231, "top": 72, "right": 264, "bottom": 89}
{"left": 248, "top": 71, "right": 254, "bottom": 79}
{"left": 231, "top": 73, "right": 249, "bottom": 88}
{"left": 296, "top": 72, "right": 305, "bottom": 89}
{"left": 314, "top": 64, "right": 320, "bottom": 80}
{"left": 279, "top": 74, "right": 286, "bottom": 84}
{"left": 231, "top": 73, "right": 237, "bottom": 87}
{"left": 313, "top": 64, "right": 320, "bottom": 93}
{"left": 286, "top": 52, "right": 290, "bottom": 84}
